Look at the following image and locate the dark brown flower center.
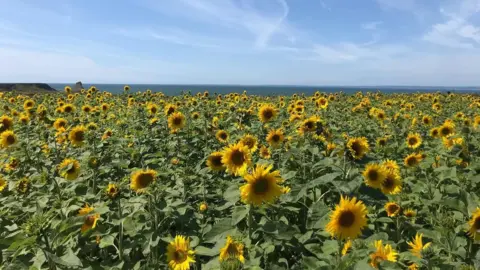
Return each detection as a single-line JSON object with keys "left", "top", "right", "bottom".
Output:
{"left": 351, "top": 142, "right": 361, "bottom": 154}
{"left": 85, "top": 215, "right": 96, "bottom": 226}
{"left": 231, "top": 150, "right": 245, "bottom": 166}
{"left": 407, "top": 157, "right": 417, "bottom": 166}
{"left": 64, "top": 106, "right": 72, "bottom": 113}
{"left": 219, "top": 132, "right": 227, "bottom": 140}
{"left": 388, "top": 204, "right": 399, "bottom": 213}
{"left": 173, "top": 117, "right": 182, "bottom": 126}
{"left": 226, "top": 243, "right": 239, "bottom": 256}
{"left": 253, "top": 177, "right": 269, "bottom": 195}
{"left": 211, "top": 156, "right": 223, "bottom": 166}
{"left": 408, "top": 137, "right": 418, "bottom": 145}
{"left": 262, "top": 109, "right": 273, "bottom": 120}
{"left": 6, "top": 134, "right": 15, "bottom": 145}
{"left": 272, "top": 134, "right": 280, "bottom": 142}
{"left": 74, "top": 131, "right": 84, "bottom": 141}
{"left": 339, "top": 211, "right": 355, "bottom": 227}
{"left": 67, "top": 165, "right": 76, "bottom": 174}
{"left": 368, "top": 170, "right": 379, "bottom": 182}
{"left": 167, "top": 107, "right": 175, "bottom": 115}
{"left": 383, "top": 177, "right": 394, "bottom": 189}
{"left": 173, "top": 250, "right": 187, "bottom": 262}
{"left": 138, "top": 173, "right": 153, "bottom": 188}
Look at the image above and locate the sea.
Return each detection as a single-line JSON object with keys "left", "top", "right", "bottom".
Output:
{"left": 49, "top": 84, "right": 480, "bottom": 96}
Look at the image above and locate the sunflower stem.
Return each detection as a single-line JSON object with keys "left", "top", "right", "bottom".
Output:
{"left": 118, "top": 198, "right": 124, "bottom": 261}
{"left": 248, "top": 205, "right": 254, "bottom": 243}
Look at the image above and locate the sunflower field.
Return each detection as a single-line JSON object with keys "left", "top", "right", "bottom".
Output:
{"left": 0, "top": 87, "right": 480, "bottom": 270}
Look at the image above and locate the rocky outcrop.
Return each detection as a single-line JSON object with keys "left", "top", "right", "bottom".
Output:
{"left": 73, "top": 81, "right": 84, "bottom": 92}
{"left": 0, "top": 83, "right": 57, "bottom": 93}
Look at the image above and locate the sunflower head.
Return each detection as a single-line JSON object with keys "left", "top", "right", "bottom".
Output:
{"left": 69, "top": 126, "right": 87, "bottom": 146}
{"left": 82, "top": 105, "right": 92, "bottom": 113}
{"left": 363, "top": 163, "right": 388, "bottom": 189}
{"left": 164, "top": 104, "right": 177, "bottom": 116}
{"left": 404, "top": 208, "right": 417, "bottom": 218}
{"left": 258, "top": 104, "right": 278, "bottom": 123}
{"left": 406, "top": 133, "right": 422, "bottom": 149}
{"left": 422, "top": 115, "right": 432, "bottom": 125}
{"left": 1, "top": 130, "right": 17, "bottom": 148}
{"left": 220, "top": 236, "right": 245, "bottom": 265}
{"left": 0, "top": 177, "right": 8, "bottom": 192}
{"left": 239, "top": 134, "right": 258, "bottom": 153}
{"left": 369, "top": 240, "right": 398, "bottom": 268}
{"left": 385, "top": 202, "right": 401, "bottom": 217}
{"left": 221, "top": 142, "right": 251, "bottom": 176}
{"left": 266, "top": 129, "right": 285, "bottom": 148}
{"left": 439, "top": 122, "right": 455, "bottom": 137}
{"left": 206, "top": 151, "right": 225, "bottom": 171}
{"left": 199, "top": 202, "right": 208, "bottom": 212}
{"left": 216, "top": 130, "right": 229, "bottom": 143}
{"left": 407, "top": 233, "right": 431, "bottom": 258}
{"left": 59, "top": 158, "right": 81, "bottom": 180}
{"left": 404, "top": 153, "right": 421, "bottom": 167}
{"left": 240, "top": 164, "right": 284, "bottom": 206}
{"left": 130, "top": 169, "right": 157, "bottom": 192}
{"left": 166, "top": 236, "right": 196, "bottom": 270}
{"left": 376, "top": 137, "right": 387, "bottom": 147}
{"left": 326, "top": 196, "right": 368, "bottom": 240}
{"left": 106, "top": 183, "right": 119, "bottom": 199}
{"left": 347, "top": 137, "right": 370, "bottom": 160}
{"left": 259, "top": 145, "right": 271, "bottom": 159}
{"left": 430, "top": 127, "right": 439, "bottom": 138}
{"left": 81, "top": 214, "right": 100, "bottom": 233}
{"left": 63, "top": 104, "right": 75, "bottom": 113}
{"left": 167, "top": 112, "right": 186, "bottom": 133}
{"left": 16, "top": 178, "right": 31, "bottom": 194}
{"left": 0, "top": 115, "right": 14, "bottom": 132}
{"left": 78, "top": 203, "right": 94, "bottom": 216}
{"left": 381, "top": 170, "right": 402, "bottom": 195}
{"left": 467, "top": 208, "right": 480, "bottom": 240}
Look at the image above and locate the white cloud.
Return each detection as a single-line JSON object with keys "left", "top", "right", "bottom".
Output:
{"left": 361, "top": 21, "right": 383, "bottom": 30}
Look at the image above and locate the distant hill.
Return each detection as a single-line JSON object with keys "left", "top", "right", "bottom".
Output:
{"left": 0, "top": 83, "right": 57, "bottom": 93}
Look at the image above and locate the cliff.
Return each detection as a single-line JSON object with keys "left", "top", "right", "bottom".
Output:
{"left": 0, "top": 83, "right": 57, "bottom": 93}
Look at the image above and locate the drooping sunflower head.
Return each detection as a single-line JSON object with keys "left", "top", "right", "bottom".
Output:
{"left": 221, "top": 142, "right": 252, "bottom": 176}
{"left": 403, "top": 208, "right": 417, "bottom": 218}
{"left": 404, "top": 153, "right": 420, "bottom": 167}
{"left": 58, "top": 158, "right": 81, "bottom": 180}
{"left": 68, "top": 125, "right": 87, "bottom": 146}
{"left": 266, "top": 129, "right": 285, "bottom": 148}
{"left": 1, "top": 130, "right": 17, "bottom": 148}
{"left": 78, "top": 203, "right": 94, "bottom": 216}
{"left": 81, "top": 213, "right": 100, "bottom": 233}
{"left": 216, "top": 130, "right": 229, "bottom": 143}
{"left": 326, "top": 196, "right": 368, "bottom": 240}
{"left": 422, "top": 115, "right": 432, "bottom": 125}
{"left": 62, "top": 104, "right": 76, "bottom": 113}
{"left": 369, "top": 240, "right": 398, "bottom": 268}
{"left": 259, "top": 145, "right": 271, "bottom": 159}
{"left": 347, "top": 137, "right": 370, "bottom": 160}
{"left": 381, "top": 159, "right": 400, "bottom": 174}
{"left": 130, "top": 169, "right": 157, "bottom": 192}
{"left": 362, "top": 163, "right": 388, "bottom": 189}
{"left": 239, "top": 134, "right": 258, "bottom": 152}
{"left": 0, "top": 177, "right": 8, "bottom": 192}
{"left": 0, "top": 115, "right": 14, "bottom": 132}
{"left": 220, "top": 236, "right": 245, "bottom": 265}
{"left": 166, "top": 235, "right": 196, "bottom": 270}
{"left": 239, "top": 164, "right": 284, "bottom": 206}
{"left": 164, "top": 103, "right": 177, "bottom": 116}
{"left": 429, "top": 127, "right": 439, "bottom": 138}
{"left": 385, "top": 202, "right": 401, "bottom": 217}
{"left": 106, "top": 183, "right": 119, "bottom": 199}
{"left": 467, "top": 208, "right": 480, "bottom": 240}
{"left": 101, "top": 129, "right": 113, "bottom": 141}
{"left": 258, "top": 104, "right": 278, "bottom": 123}
{"left": 407, "top": 233, "right": 431, "bottom": 258}
{"left": 16, "top": 178, "right": 31, "bottom": 194}
{"left": 406, "top": 133, "right": 422, "bottom": 149}
{"left": 167, "top": 112, "right": 186, "bottom": 133}
{"left": 206, "top": 151, "right": 225, "bottom": 171}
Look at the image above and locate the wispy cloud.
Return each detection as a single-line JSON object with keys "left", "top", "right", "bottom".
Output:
{"left": 362, "top": 21, "right": 383, "bottom": 30}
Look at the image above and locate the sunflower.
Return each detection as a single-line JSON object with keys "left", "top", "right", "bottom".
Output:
{"left": 216, "top": 130, "right": 229, "bottom": 143}
{"left": 347, "top": 137, "right": 370, "bottom": 160}
{"left": 239, "top": 164, "right": 283, "bottom": 206}
{"left": 239, "top": 134, "right": 258, "bottom": 152}
{"left": 101, "top": 103, "right": 110, "bottom": 111}
{"left": 101, "top": 129, "right": 113, "bottom": 140}
{"left": 404, "top": 209, "right": 417, "bottom": 218}
{"left": 438, "top": 122, "right": 455, "bottom": 137}
{"left": 124, "top": 85, "right": 130, "bottom": 91}
{"left": 64, "top": 86, "right": 71, "bottom": 93}
{"left": 168, "top": 112, "right": 186, "bottom": 132}
{"left": 362, "top": 163, "right": 387, "bottom": 189}
{"left": 407, "top": 233, "right": 431, "bottom": 258}
{"left": 219, "top": 236, "right": 245, "bottom": 264}
{"left": 381, "top": 170, "right": 402, "bottom": 195}
{"left": 130, "top": 169, "right": 157, "bottom": 192}
{"left": 78, "top": 203, "right": 94, "bottom": 216}
{"left": 429, "top": 127, "right": 439, "bottom": 138}
{"left": 0, "top": 177, "right": 7, "bottom": 192}
{"left": 23, "top": 99, "right": 35, "bottom": 111}
{"left": 298, "top": 116, "right": 320, "bottom": 135}
{"left": 0, "top": 115, "right": 13, "bottom": 132}
{"left": 381, "top": 159, "right": 400, "bottom": 173}
{"left": 58, "top": 158, "right": 81, "bottom": 180}
{"left": 69, "top": 125, "right": 87, "bottom": 146}
{"left": 406, "top": 133, "right": 422, "bottom": 149}
{"left": 369, "top": 240, "right": 398, "bottom": 268}
{"left": 82, "top": 105, "right": 92, "bottom": 113}
{"left": 147, "top": 103, "right": 159, "bottom": 115}
{"left": 166, "top": 235, "right": 195, "bottom": 270}
{"left": 266, "top": 129, "right": 285, "bottom": 148}
{"left": 326, "top": 196, "right": 368, "bottom": 240}
{"left": 164, "top": 103, "right": 177, "bottom": 116}
{"left": 474, "top": 116, "right": 480, "bottom": 129}
{"left": 81, "top": 214, "right": 100, "bottom": 232}
{"left": 106, "top": 183, "right": 119, "bottom": 199}
{"left": 199, "top": 202, "right": 208, "bottom": 212}
{"left": 316, "top": 97, "right": 328, "bottom": 109}
{"left": 191, "top": 112, "right": 200, "bottom": 120}
{"left": 1, "top": 130, "right": 17, "bottom": 148}
{"left": 422, "top": 115, "right": 432, "bottom": 125}
{"left": 63, "top": 104, "right": 76, "bottom": 113}
{"left": 86, "top": 122, "right": 98, "bottom": 131}
{"left": 342, "top": 240, "right": 352, "bottom": 256}
{"left": 404, "top": 153, "right": 422, "bottom": 167}
{"left": 385, "top": 202, "right": 401, "bottom": 217}
{"left": 16, "top": 178, "right": 30, "bottom": 194}
{"left": 259, "top": 145, "right": 271, "bottom": 159}
{"left": 221, "top": 142, "right": 251, "bottom": 176}
{"left": 19, "top": 114, "right": 30, "bottom": 124}
{"left": 376, "top": 136, "right": 387, "bottom": 147}
{"left": 467, "top": 208, "right": 480, "bottom": 240}
{"left": 258, "top": 104, "right": 277, "bottom": 123}
{"left": 206, "top": 151, "right": 225, "bottom": 171}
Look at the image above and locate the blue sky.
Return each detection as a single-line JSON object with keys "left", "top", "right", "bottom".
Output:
{"left": 1, "top": 0, "right": 480, "bottom": 85}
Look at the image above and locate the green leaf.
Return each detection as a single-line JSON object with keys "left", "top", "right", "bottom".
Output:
{"left": 195, "top": 246, "right": 219, "bottom": 256}
{"left": 321, "top": 240, "right": 339, "bottom": 255}
{"left": 231, "top": 206, "right": 248, "bottom": 226}
{"left": 99, "top": 235, "right": 116, "bottom": 248}
{"left": 375, "top": 217, "right": 393, "bottom": 223}
{"left": 224, "top": 185, "right": 240, "bottom": 203}
{"left": 204, "top": 218, "right": 236, "bottom": 243}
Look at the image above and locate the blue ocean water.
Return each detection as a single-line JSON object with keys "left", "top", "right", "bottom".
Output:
{"left": 49, "top": 84, "right": 480, "bottom": 96}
